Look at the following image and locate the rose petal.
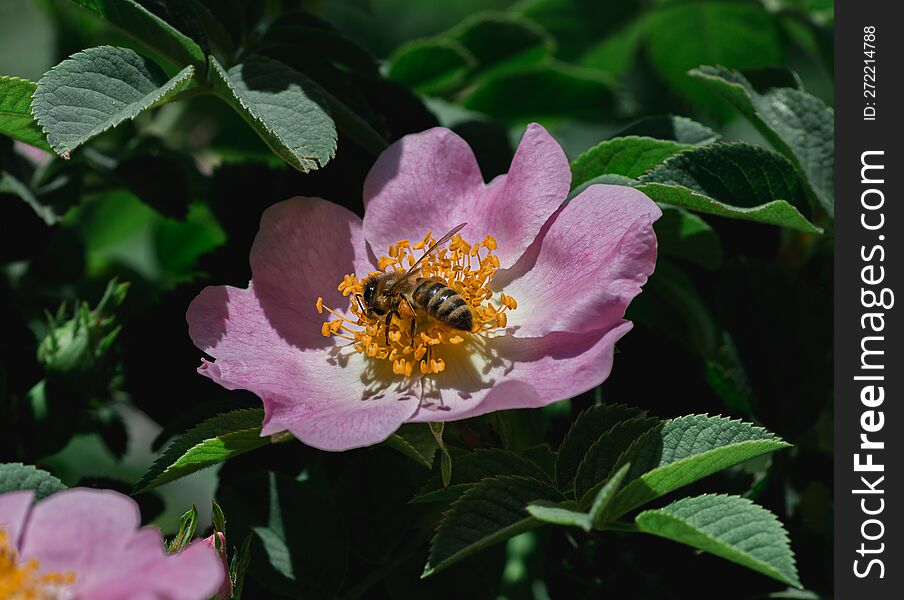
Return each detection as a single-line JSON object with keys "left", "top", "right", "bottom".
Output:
{"left": 78, "top": 529, "right": 225, "bottom": 600}
{"left": 19, "top": 489, "right": 140, "bottom": 578}
{"left": 496, "top": 184, "right": 660, "bottom": 338}
{"left": 363, "top": 124, "right": 570, "bottom": 268}
{"left": 362, "top": 127, "right": 484, "bottom": 257}
{"left": 0, "top": 490, "right": 34, "bottom": 549}
{"left": 249, "top": 196, "right": 372, "bottom": 351}
{"left": 464, "top": 123, "right": 571, "bottom": 266}
{"left": 408, "top": 322, "right": 632, "bottom": 422}
{"left": 190, "top": 285, "right": 419, "bottom": 451}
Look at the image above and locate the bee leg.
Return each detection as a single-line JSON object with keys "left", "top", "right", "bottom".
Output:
{"left": 384, "top": 312, "right": 394, "bottom": 345}
{"left": 409, "top": 318, "right": 417, "bottom": 345}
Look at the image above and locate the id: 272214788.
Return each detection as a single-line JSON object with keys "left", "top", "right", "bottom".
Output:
{"left": 864, "top": 26, "right": 877, "bottom": 121}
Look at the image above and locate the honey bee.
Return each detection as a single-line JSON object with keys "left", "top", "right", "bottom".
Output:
{"left": 358, "top": 223, "right": 473, "bottom": 342}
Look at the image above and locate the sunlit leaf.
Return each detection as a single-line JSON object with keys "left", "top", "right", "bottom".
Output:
{"left": 636, "top": 494, "right": 801, "bottom": 587}
{"left": 32, "top": 46, "right": 194, "bottom": 158}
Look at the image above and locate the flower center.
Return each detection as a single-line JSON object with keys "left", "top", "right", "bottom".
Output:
{"left": 0, "top": 529, "right": 76, "bottom": 600}
{"left": 317, "top": 229, "right": 517, "bottom": 377}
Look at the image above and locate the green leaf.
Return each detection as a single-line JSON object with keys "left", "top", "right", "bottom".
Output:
{"left": 67, "top": 0, "right": 205, "bottom": 65}
{"left": 462, "top": 62, "right": 616, "bottom": 122}
{"left": 646, "top": 2, "right": 783, "bottom": 118}
{"left": 385, "top": 423, "right": 437, "bottom": 469}
{"left": 167, "top": 504, "right": 199, "bottom": 552}
{"left": 527, "top": 462, "right": 632, "bottom": 531}
{"left": 704, "top": 333, "right": 756, "bottom": 415}
{"left": 606, "top": 415, "right": 791, "bottom": 519}
{"left": 588, "top": 462, "right": 631, "bottom": 526}
{"left": 571, "top": 136, "right": 690, "bottom": 188}
{"left": 212, "top": 498, "right": 226, "bottom": 536}
{"left": 319, "top": 88, "right": 388, "bottom": 156}
{"left": 414, "top": 448, "right": 550, "bottom": 504}
{"left": 655, "top": 207, "right": 723, "bottom": 270}
{"left": 387, "top": 39, "right": 476, "bottom": 96}
{"left": 249, "top": 473, "right": 348, "bottom": 596}
{"left": 263, "top": 12, "right": 379, "bottom": 75}
{"left": 574, "top": 416, "right": 660, "bottom": 505}
{"left": 616, "top": 115, "right": 720, "bottom": 145}
{"left": 32, "top": 46, "right": 194, "bottom": 159}
{"left": 637, "top": 142, "right": 822, "bottom": 233}
{"left": 526, "top": 500, "right": 591, "bottom": 531}
{"left": 578, "top": 17, "right": 647, "bottom": 76}
{"left": 209, "top": 56, "right": 336, "bottom": 173}
{"left": 494, "top": 408, "right": 546, "bottom": 451}
{"left": 449, "top": 12, "right": 554, "bottom": 79}
{"left": 230, "top": 533, "right": 253, "bottom": 600}
{"left": 690, "top": 65, "right": 834, "bottom": 217}
{"left": 423, "top": 476, "right": 561, "bottom": 577}
{"left": 0, "top": 77, "right": 51, "bottom": 151}
{"left": 0, "top": 463, "right": 66, "bottom": 499}
{"left": 633, "top": 260, "right": 720, "bottom": 358}
{"left": 134, "top": 408, "right": 270, "bottom": 493}
{"left": 636, "top": 494, "right": 801, "bottom": 588}
{"left": 555, "top": 403, "right": 646, "bottom": 490}
{"left": 521, "top": 443, "right": 557, "bottom": 481}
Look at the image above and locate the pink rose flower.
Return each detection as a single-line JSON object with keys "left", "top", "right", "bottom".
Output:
{"left": 0, "top": 488, "right": 225, "bottom": 600}
{"left": 187, "top": 124, "right": 660, "bottom": 451}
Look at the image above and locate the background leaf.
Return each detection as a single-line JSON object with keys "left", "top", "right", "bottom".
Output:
{"left": 0, "top": 77, "right": 51, "bottom": 150}
{"left": 645, "top": 1, "right": 783, "bottom": 118}
{"left": 462, "top": 62, "right": 616, "bottom": 122}
{"left": 690, "top": 65, "right": 834, "bottom": 216}
{"left": 448, "top": 12, "right": 554, "bottom": 79}
{"left": 67, "top": 0, "right": 205, "bottom": 65}
{"left": 654, "top": 207, "right": 723, "bottom": 270}
{"left": 615, "top": 115, "right": 720, "bottom": 145}
{"left": 387, "top": 39, "right": 476, "bottom": 96}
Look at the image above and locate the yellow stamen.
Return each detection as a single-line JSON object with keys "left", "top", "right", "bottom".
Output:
{"left": 0, "top": 529, "right": 76, "bottom": 600}
{"left": 316, "top": 229, "right": 517, "bottom": 378}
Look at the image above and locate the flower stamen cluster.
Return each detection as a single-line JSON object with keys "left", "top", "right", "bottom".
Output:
{"left": 0, "top": 529, "right": 75, "bottom": 600}
{"left": 317, "top": 230, "right": 517, "bottom": 377}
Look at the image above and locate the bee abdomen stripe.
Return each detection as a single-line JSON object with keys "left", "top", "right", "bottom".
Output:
{"left": 447, "top": 304, "right": 473, "bottom": 330}
{"left": 414, "top": 281, "right": 444, "bottom": 305}
{"left": 428, "top": 288, "right": 456, "bottom": 312}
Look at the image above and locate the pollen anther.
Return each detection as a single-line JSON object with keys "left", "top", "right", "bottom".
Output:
{"left": 318, "top": 229, "right": 517, "bottom": 378}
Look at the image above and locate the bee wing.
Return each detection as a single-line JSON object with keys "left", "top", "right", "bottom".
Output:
{"left": 387, "top": 223, "right": 467, "bottom": 291}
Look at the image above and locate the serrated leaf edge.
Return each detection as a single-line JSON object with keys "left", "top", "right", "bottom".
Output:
{"left": 133, "top": 408, "right": 266, "bottom": 493}
{"left": 422, "top": 475, "right": 561, "bottom": 577}
{"left": 31, "top": 46, "right": 194, "bottom": 158}
{"left": 208, "top": 55, "right": 336, "bottom": 173}
{"left": 636, "top": 493, "right": 801, "bottom": 588}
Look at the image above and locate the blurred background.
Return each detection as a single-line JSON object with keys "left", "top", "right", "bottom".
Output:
{"left": 0, "top": 1, "right": 833, "bottom": 598}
